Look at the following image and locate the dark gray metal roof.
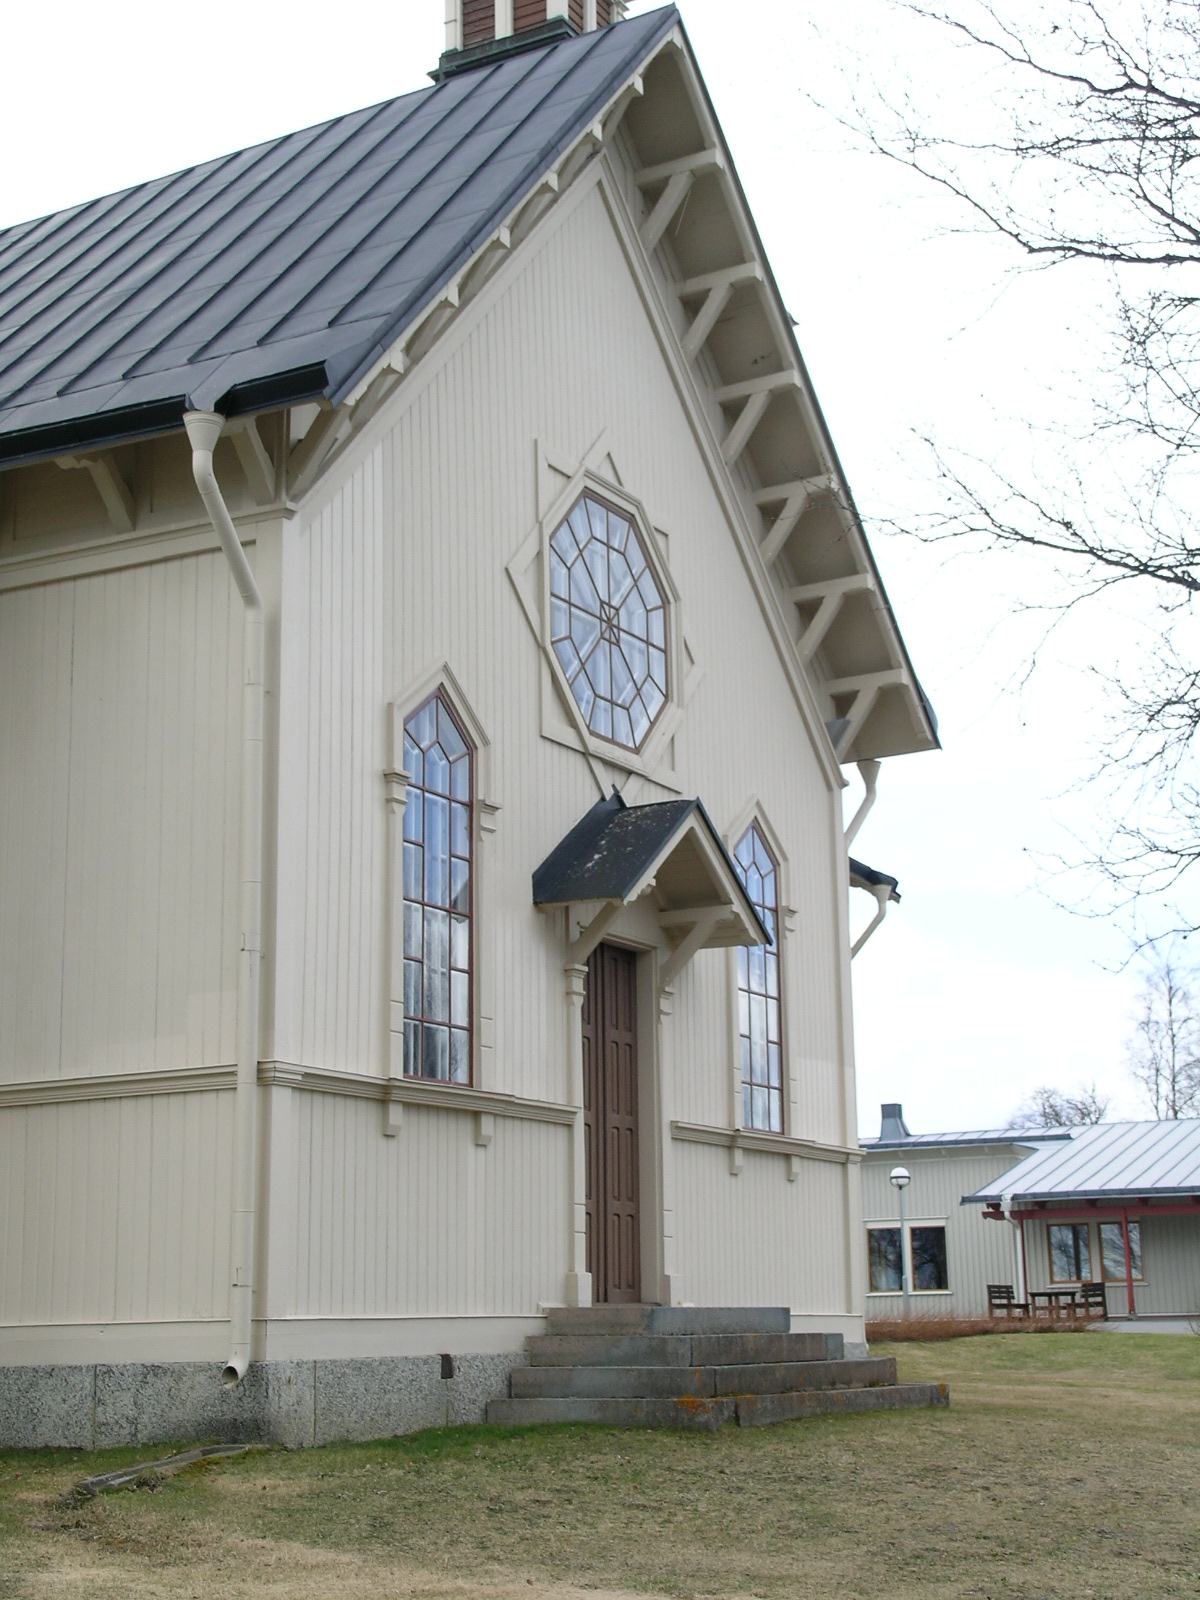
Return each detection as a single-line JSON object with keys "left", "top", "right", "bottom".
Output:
{"left": 860, "top": 1099, "right": 1071, "bottom": 1151}
{"left": 0, "top": 7, "right": 677, "bottom": 466}
{"left": 532, "top": 789, "right": 770, "bottom": 944}
{"left": 862, "top": 1130, "right": 1069, "bottom": 1151}
{"left": 967, "top": 1119, "right": 1200, "bottom": 1204}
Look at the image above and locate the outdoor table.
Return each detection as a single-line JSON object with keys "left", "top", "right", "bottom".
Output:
{"left": 1029, "top": 1289, "right": 1079, "bottom": 1319}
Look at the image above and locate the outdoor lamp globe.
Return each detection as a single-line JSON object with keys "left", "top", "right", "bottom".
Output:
{"left": 889, "top": 1166, "right": 911, "bottom": 1189}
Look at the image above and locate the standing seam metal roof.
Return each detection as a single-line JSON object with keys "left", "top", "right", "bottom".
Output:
{"left": 967, "top": 1119, "right": 1200, "bottom": 1203}
{"left": 0, "top": 7, "right": 678, "bottom": 465}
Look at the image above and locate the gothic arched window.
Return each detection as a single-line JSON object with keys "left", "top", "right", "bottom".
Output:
{"left": 402, "top": 691, "right": 472, "bottom": 1083}
{"left": 733, "top": 822, "right": 782, "bottom": 1132}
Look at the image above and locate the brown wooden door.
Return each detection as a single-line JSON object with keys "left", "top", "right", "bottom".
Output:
{"left": 582, "top": 943, "right": 641, "bottom": 1303}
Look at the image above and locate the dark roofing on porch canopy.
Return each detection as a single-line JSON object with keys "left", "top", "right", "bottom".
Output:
{"left": 533, "top": 789, "right": 770, "bottom": 948}
{"left": 0, "top": 7, "right": 678, "bottom": 466}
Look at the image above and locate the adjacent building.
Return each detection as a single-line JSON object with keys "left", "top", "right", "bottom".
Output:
{"left": 970, "top": 1119, "right": 1200, "bottom": 1322}
{"left": 860, "top": 1104, "right": 1067, "bottom": 1321}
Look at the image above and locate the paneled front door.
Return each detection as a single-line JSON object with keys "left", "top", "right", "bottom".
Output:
{"left": 582, "top": 943, "right": 641, "bottom": 1303}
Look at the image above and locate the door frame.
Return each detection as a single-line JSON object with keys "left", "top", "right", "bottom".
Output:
{"left": 563, "top": 909, "right": 670, "bottom": 1307}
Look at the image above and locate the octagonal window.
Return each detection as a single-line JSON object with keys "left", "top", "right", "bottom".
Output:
{"left": 548, "top": 492, "right": 668, "bottom": 750}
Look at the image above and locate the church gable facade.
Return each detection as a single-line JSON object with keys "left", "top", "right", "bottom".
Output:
{"left": 0, "top": 5, "right": 937, "bottom": 1446}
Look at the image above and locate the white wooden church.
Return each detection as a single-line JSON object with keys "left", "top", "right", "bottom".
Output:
{"left": 0, "top": 2, "right": 940, "bottom": 1446}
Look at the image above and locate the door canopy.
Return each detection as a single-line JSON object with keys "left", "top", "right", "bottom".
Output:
{"left": 533, "top": 790, "right": 769, "bottom": 984}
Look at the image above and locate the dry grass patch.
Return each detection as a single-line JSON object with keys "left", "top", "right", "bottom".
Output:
{"left": 1, "top": 1333, "right": 1198, "bottom": 1600}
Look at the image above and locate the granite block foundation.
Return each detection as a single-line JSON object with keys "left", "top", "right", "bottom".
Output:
{"left": 0, "top": 1353, "right": 522, "bottom": 1451}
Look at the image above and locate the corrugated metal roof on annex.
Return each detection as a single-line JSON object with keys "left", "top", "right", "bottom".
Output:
{"left": 0, "top": 6, "right": 677, "bottom": 466}
{"left": 967, "top": 1119, "right": 1200, "bottom": 1204}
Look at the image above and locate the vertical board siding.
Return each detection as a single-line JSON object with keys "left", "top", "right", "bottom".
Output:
{"left": 1023, "top": 1213, "right": 1200, "bottom": 1319}
{"left": 0, "top": 554, "right": 242, "bottom": 1082}
{"left": 287, "top": 184, "right": 843, "bottom": 1123}
{"left": 278, "top": 182, "right": 854, "bottom": 1316}
{"left": 861, "top": 1149, "right": 1027, "bottom": 1319}
{"left": 288, "top": 1095, "right": 567, "bottom": 1317}
{"left": 673, "top": 1141, "right": 847, "bottom": 1310}
{"left": 0, "top": 1092, "right": 232, "bottom": 1325}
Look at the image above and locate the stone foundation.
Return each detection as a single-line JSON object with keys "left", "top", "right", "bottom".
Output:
{"left": 0, "top": 1352, "right": 522, "bottom": 1451}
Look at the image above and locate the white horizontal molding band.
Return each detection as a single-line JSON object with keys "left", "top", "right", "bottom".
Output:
{"left": 1, "top": 1062, "right": 576, "bottom": 1127}
{"left": 670, "top": 1119, "right": 858, "bottom": 1165}
{"left": 0, "top": 1064, "right": 236, "bottom": 1108}
{"left": 260, "top": 1062, "right": 577, "bottom": 1125}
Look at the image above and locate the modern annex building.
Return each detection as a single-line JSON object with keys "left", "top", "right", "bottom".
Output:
{"left": 970, "top": 1119, "right": 1200, "bottom": 1322}
{"left": 860, "top": 1103, "right": 1069, "bottom": 1321}
{"left": 0, "top": 3, "right": 938, "bottom": 1446}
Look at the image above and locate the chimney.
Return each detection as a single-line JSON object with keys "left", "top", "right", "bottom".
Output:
{"left": 445, "top": 1, "right": 626, "bottom": 61}
{"left": 879, "top": 1103, "right": 912, "bottom": 1142}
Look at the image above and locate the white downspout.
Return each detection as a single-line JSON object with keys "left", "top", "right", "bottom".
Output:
{"left": 844, "top": 758, "right": 880, "bottom": 849}
{"left": 850, "top": 883, "right": 892, "bottom": 958}
{"left": 184, "top": 409, "right": 264, "bottom": 1390}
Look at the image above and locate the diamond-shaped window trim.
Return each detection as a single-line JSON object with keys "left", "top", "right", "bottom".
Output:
{"left": 548, "top": 492, "right": 668, "bottom": 751}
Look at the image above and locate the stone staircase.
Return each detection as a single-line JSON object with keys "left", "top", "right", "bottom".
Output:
{"left": 486, "top": 1306, "right": 948, "bottom": 1430}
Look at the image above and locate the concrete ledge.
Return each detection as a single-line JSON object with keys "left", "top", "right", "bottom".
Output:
{"left": 0, "top": 1352, "right": 523, "bottom": 1451}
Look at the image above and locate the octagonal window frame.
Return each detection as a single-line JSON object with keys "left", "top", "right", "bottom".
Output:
{"left": 541, "top": 478, "right": 682, "bottom": 766}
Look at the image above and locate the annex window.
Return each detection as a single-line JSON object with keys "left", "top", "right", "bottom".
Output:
{"left": 402, "top": 691, "right": 472, "bottom": 1083}
{"left": 733, "top": 823, "right": 782, "bottom": 1132}
{"left": 911, "top": 1225, "right": 949, "bottom": 1291}
{"left": 1049, "top": 1222, "right": 1092, "bottom": 1283}
{"left": 868, "top": 1227, "right": 902, "bottom": 1293}
{"left": 548, "top": 491, "right": 667, "bottom": 751}
{"left": 1100, "top": 1221, "right": 1143, "bottom": 1281}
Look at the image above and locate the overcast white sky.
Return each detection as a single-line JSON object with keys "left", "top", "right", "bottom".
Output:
{"left": 2, "top": 0, "right": 1181, "bottom": 1135}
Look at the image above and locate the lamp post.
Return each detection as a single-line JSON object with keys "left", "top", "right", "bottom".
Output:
{"left": 890, "top": 1166, "right": 911, "bottom": 1319}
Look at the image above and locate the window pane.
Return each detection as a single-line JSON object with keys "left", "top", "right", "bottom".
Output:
{"left": 547, "top": 491, "right": 668, "bottom": 751}
{"left": 732, "top": 821, "right": 783, "bottom": 1131}
{"left": 1101, "top": 1221, "right": 1142, "bottom": 1280}
{"left": 911, "top": 1226, "right": 948, "bottom": 1291}
{"left": 869, "top": 1228, "right": 902, "bottom": 1293}
{"left": 402, "top": 693, "right": 473, "bottom": 1083}
{"left": 1050, "top": 1223, "right": 1091, "bottom": 1282}
{"left": 423, "top": 1024, "right": 449, "bottom": 1081}
{"left": 450, "top": 1028, "right": 469, "bottom": 1084}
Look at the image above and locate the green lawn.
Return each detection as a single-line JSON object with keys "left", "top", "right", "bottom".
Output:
{"left": 1, "top": 1333, "right": 1197, "bottom": 1600}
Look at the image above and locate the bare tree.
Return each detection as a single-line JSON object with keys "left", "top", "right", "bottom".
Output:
{"left": 1009, "top": 1081, "right": 1111, "bottom": 1129}
{"left": 1127, "top": 948, "right": 1200, "bottom": 1115}
{"left": 835, "top": 0, "right": 1200, "bottom": 918}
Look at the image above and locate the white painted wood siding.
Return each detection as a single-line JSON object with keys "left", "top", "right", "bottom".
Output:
{"left": 276, "top": 177, "right": 845, "bottom": 1121}
{"left": 0, "top": 1090, "right": 232, "bottom": 1325}
{"left": 0, "top": 554, "right": 243, "bottom": 1082}
{"left": 272, "top": 176, "right": 854, "bottom": 1318}
{"left": 861, "top": 1147, "right": 1030, "bottom": 1319}
{"left": 280, "top": 1096, "right": 568, "bottom": 1318}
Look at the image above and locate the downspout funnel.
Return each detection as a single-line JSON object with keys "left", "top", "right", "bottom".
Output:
{"left": 184, "top": 409, "right": 264, "bottom": 1389}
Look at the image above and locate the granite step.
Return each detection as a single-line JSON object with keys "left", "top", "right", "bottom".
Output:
{"left": 511, "top": 1356, "right": 897, "bottom": 1401}
{"left": 487, "top": 1382, "right": 949, "bottom": 1430}
{"left": 527, "top": 1330, "right": 842, "bottom": 1368}
{"left": 542, "top": 1306, "right": 792, "bottom": 1338}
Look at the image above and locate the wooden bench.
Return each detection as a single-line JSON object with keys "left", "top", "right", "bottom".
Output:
{"left": 987, "top": 1283, "right": 1030, "bottom": 1317}
{"left": 1077, "top": 1281, "right": 1108, "bottom": 1319}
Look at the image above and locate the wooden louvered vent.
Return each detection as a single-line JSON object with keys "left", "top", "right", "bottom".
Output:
{"left": 463, "top": 0, "right": 495, "bottom": 45}
{"left": 514, "top": 0, "right": 547, "bottom": 27}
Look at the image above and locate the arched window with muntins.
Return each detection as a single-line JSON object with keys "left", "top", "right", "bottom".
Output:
{"left": 733, "top": 823, "right": 782, "bottom": 1132}
{"left": 402, "top": 691, "right": 472, "bottom": 1083}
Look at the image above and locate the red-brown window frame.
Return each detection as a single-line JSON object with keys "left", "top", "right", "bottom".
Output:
{"left": 402, "top": 689, "right": 474, "bottom": 1085}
